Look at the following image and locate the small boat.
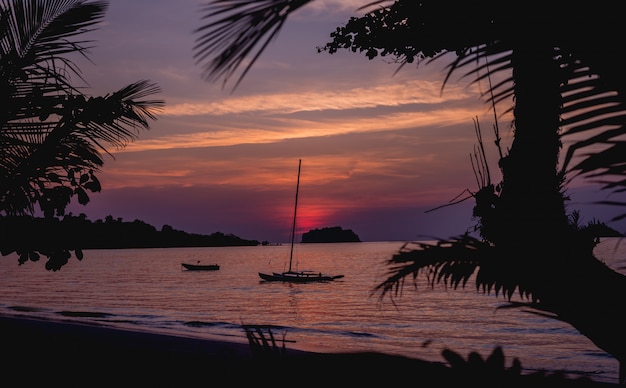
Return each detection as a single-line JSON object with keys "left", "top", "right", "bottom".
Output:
{"left": 259, "top": 159, "right": 344, "bottom": 283}
{"left": 181, "top": 261, "right": 220, "bottom": 271}
{"left": 259, "top": 271, "right": 344, "bottom": 283}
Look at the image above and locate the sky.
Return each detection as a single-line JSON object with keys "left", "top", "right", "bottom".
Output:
{"left": 63, "top": 0, "right": 626, "bottom": 243}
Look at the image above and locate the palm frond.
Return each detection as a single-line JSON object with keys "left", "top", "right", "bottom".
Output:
{"left": 193, "top": 0, "right": 312, "bottom": 90}
{"left": 74, "top": 80, "right": 164, "bottom": 150}
{"left": 496, "top": 300, "right": 559, "bottom": 319}
{"left": 374, "top": 235, "right": 490, "bottom": 298}
{"left": 1, "top": 1, "right": 163, "bottom": 220}
{"left": 374, "top": 233, "right": 547, "bottom": 303}
{"left": 1, "top": 0, "right": 107, "bottom": 81}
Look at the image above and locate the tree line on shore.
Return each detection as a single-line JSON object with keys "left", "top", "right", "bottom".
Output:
{"left": 0, "top": 213, "right": 260, "bottom": 252}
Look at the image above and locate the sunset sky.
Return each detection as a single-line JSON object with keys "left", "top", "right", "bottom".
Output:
{"left": 64, "top": 0, "right": 626, "bottom": 243}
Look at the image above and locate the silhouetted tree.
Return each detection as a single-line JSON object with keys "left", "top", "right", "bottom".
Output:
{"left": 0, "top": 0, "right": 163, "bottom": 270}
{"left": 0, "top": 214, "right": 259, "bottom": 254}
{"left": 193, "top": 0, "right": 626, "bottom": 383}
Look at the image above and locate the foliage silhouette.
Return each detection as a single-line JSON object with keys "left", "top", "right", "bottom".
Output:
{"left": 0, "top": 213, "right": 259, "bottom": 269}
{"left": 193, "top": 0, "right": 626, "bottom": 384}
{"left": 301, "top": 226, "right": 361, "bottom": 243}
{"left": 0, "top": 0, "right": 163, "bottom": 270}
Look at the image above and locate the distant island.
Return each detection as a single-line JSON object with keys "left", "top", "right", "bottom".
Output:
{"left": 301, "top": 226, "right": 361, "bottom": 243}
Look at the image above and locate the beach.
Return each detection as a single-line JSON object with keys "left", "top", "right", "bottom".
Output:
{"left": 2, "top": 315, "right": 618, "bottom": 387}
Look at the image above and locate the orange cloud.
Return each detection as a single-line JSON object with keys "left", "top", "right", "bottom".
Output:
{"left": 162, "top": 80, "right": 475, "bottom": 117}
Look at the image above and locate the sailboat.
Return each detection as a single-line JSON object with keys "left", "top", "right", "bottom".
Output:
{"left": 258, "top": 159, "right": 344, "bottom": 283}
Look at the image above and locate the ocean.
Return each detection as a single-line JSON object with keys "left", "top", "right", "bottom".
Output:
{"left": 1, "top": 238, "right": 624, "bottom": 384}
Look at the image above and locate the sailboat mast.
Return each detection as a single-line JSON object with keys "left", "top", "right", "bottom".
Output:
{"left": 288, "top": 159, "right": 301, "bottom": 272}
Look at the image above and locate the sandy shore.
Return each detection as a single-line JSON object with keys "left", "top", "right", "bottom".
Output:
{"left": 1, "top": 315, "right": 617, "bottom": 386}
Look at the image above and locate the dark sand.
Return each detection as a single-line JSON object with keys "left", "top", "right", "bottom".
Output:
{"left": 1, "top": 315, "right": 617, "bottom": 386}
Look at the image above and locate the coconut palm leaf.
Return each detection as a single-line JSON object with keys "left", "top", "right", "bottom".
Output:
{"left": 376, "top": 236, "right": 482, "bottom": 294}
{"left": 0, "top": 0, "right": 107, "bottom": 93}
{"left": 1, "top": 0, "right": 163, "bottom": 220}
{"left": 374, "top": 234, "right": 541, "bottom": 304}
{"left": 193, "top": 0, "right": 311, "bottom": 90}
{"left": 71, "top": 80, "right": 163, "bottom": 150}
{"left": 5, "top": 0, "right": 105, "bottom": 54}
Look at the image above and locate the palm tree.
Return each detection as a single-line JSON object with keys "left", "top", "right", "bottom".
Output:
{"left": 192, "top": 0, "right": 626, "bottom": 383}
{"left": 0, "top": 0, "right": 163, "bottom": 270}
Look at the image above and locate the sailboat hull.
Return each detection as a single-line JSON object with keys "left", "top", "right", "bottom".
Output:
{"left": 259, "top": 271, "right": 343, "bottom": 283}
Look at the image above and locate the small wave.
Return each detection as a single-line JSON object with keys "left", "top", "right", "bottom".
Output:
{"left": 522, "top": 366, "right": 609, "bottom": 383}
{"left": 262, "top": 324, "right": 378, "bottom": 341}
{"left": 345, "top": 330, "right": 376, "bottom": 338}
{"left": 57, "top": 311, "right": 113, "bottom": 319}
{"left": 184, "top": 320, "right": 223, "bottom": 328}
{"left": 582, "top": 350, "right": 615, "bottom": 360}
{"left": 107, "top": 318, "right": 142, "bottom": 325}
{"left": 492, "top": 325, "right": 575, "bottom": 335}
{"left": 9, "top": 305, "right": 46, "bottom": 313}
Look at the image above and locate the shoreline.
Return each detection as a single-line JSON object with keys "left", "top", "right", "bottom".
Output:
{"left": 2, "top": 314, "right": 618, "bottom": 386}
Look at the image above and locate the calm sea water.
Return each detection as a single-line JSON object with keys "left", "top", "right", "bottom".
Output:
{"left": 1, "top": 239, "right": 625, "bottom": 384}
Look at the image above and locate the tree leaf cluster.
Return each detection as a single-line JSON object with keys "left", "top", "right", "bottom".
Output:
{"left": 0, "top": 213, "right": 259, "bottom": 270}
{"left": 1, "top": 0, "right": 163, "bottom": 269}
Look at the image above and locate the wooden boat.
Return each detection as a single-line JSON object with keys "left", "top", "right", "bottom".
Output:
{"left": 181, "top": 262, "right": 220, "bottom": 271}
{"left": 259, "top": 159, "right": 344, "bottom": 283}
{"left": 259, "top": 271, "right": 344, "bottom": 282}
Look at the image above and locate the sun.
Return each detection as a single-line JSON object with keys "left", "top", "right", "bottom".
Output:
{"left": 295, "top": 205, "right": 332, "bottom": 236}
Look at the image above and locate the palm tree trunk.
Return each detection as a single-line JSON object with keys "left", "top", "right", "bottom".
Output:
{"left": 497, "top": 42, "right": 626, "bottom": 385}
{"left": 495, "top": 42, "right": 568, "bottom": 248}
